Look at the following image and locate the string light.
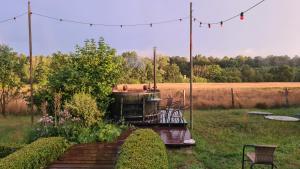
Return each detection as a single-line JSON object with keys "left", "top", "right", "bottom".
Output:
{"left": 1, "top": 0, "right": 265, "bottom": 29}
{"left": 0, "top": 12, "right": 27, "bottom": 24}
{"left": 32, "top": 12, "right": 189, "bottom": 28}
{"left": 194, "top": 0, "right": 265, "bottom": 29}
{"left": 240, "top": 12, "right": 244, "bottom": 20}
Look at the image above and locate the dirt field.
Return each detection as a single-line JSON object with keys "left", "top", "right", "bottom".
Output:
{"left": 119, "top": 83, "right": 300, "bottom": 109}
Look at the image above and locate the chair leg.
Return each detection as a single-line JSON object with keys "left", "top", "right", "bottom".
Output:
{"left": 271, "top": 164, "right": 274, "bottom": 169}
{"left": 250, "top": 164, "right": 254, "bottom": 169}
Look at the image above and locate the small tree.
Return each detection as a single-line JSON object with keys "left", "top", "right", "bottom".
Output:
{"left": 0, "top": 45, "right": 24, "bottom": 117}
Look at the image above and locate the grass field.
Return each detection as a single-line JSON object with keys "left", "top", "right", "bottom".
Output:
{"left": 0, "top": 116, "right": 33, "bottom": 144}
{"left": 168, "top": 108, "right": 300, "bottom": 169}
{"left": 120, "top": 83, "right": 300, "bottom": 109}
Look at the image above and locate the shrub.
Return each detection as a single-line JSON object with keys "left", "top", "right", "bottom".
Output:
{"left": 255, "top": 102, "right": 268, "bottom": 109}
{"left": 65, "top": 92, "right": 103, "bottom": 127}
{"left": 0, "top": 144, "right": 24, "bottom": 158}
{"left": 27, "top": 112, "right": 122, "bottom": 144}
{"left": 0, "top": 137, "right": 69, "bottom": 169}
{"left": 97, "top": 123, "right": 121, "bottom": 142}
{"left": 116, "top": 129, "right": 168, "bottom": 169}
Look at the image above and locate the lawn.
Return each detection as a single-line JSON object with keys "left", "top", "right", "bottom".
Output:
{"left": 0, "top": 116, "right": 33, "bottom": 144}
{"left": 168, "top": 108, "right": 300, "bottom": 169}
{"left": 1, "top": 109, "right": 299, "bottom": 168}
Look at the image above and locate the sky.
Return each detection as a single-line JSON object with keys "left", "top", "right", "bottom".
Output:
{"left": 0, "top": 0, "right": 299, "bottom": 58}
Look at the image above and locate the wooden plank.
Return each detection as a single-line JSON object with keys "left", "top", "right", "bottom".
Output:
{"left": 47, "top": 130, "right": 133, "bottom": 169}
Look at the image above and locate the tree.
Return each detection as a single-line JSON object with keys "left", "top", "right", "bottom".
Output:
{"left": 222, "top": 68, "right": 242, "bottom": 82}
{"left": 270, "top": 65, "right": 294, "bottom": 82}
{"left": 169, "top": 56, "right": 189, "bottom": 76}
{"left": 241, "top": 65, "right": 256, "bottom": 82}
{"left": 120, "top": 51, "right": 146, "bottom": 83}
{"left": 164, "top": 63, "right": 184, "bottom": 82}
{"left": 0, "top": 45, "right": 24, "bottom": 117}
{"left": 47, "top": 38, "right": 123, "bottom": 111}
{"left": 34, "top": 57, "right": 49, "bottom": 85}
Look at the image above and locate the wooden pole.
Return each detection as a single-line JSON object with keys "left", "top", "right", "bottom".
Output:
{"left": 189, "top": 2, "right": 193, "bottom": 130}
{"left": 153, "top": 47, "right": 157, "bottom": 92}
{"left": 28, "top": 1, "right": 34, "bottom": 125}
{"left": 284, "top": 88, "right": 289, "bottom": 107}
{"left": 231, "top": 88, "right": 235, "bottom": 108}
{"left": 183, "top": 90, "right": 186, "bottom": 106}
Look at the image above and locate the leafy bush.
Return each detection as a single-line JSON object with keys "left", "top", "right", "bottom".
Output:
{"left": 116, "top": 129, "right": 168, "bottom": 169}
{"left": 65, "top": 92, "right": 103, "bottom": 127}
{"left": 97, "top": 123, "right": 121, "bottom": 142}
{"left": 0, "top": 144, "right": 24, "bottom": 158}
{"left": 0, "top": 137, "right": 69, "bottom": 169}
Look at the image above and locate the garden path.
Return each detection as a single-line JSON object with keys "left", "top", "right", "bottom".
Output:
{"left": 47, "top": 130, "right": 132, "bottom": 169}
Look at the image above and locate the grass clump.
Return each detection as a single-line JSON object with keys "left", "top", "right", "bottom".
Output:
{"left": 0, "top": 137, "right": 69, "bottom": 169}
{"left": 116, "top": 129, "right": 168, "bottom": 169}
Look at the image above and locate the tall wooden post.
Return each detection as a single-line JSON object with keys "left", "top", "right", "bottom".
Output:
{"left": 28, "top": 1, "right": 34, "bottom": 125}
{"left": 153, "top": 47, "right": 157, "bottom": 92}
{"left": 189, "top": 2, "right": 193, "bottom": 130}
{"left": 231, "top": 88, "right": 235, "bottom": 108}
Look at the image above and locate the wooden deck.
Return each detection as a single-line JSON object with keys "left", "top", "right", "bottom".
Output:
{"left": 153, "top": 127, "right": 194, "bottom": 146}
{"left": 47, "top": 130, "right": 132, "bottom": 169}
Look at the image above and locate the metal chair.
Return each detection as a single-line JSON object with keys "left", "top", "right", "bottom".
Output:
{"left": 242, "top": 144, "right": 277, "bottom": 169}
{"left": 158, "top": 97, "right": 173, "bottom": 122}
{"left": 169, "top": 100, "right": 188, "bottom": 124}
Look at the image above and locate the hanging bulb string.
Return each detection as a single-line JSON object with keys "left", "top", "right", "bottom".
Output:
{"left": 32, "top": 12, "right": 189, "bottom": 27}
{"left": 194, "top": 0, "right": 266, "bottom": 27}
{"left": 0, "top": 12, "right": 27, "bottom": 24}
{"left": 0, "top": 0, "right": 265, "bottom": 28}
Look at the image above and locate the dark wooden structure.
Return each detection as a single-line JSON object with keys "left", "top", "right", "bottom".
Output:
{"left": 108, "top": 91, "right": 161, "bottom": 123}
{"left": 47, "top": 130, "right": 132, "bottom": 169}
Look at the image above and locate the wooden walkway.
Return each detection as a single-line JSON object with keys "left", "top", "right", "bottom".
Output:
{"left": 153, "top": 127, "right": 193, "bottom": 146}
{"left": 47, "top": 130, "right": 132, "bottom": 169}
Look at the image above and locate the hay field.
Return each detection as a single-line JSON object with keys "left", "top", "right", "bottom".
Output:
{"left": 119, "top": 83, "right": 300, "bottom": 109}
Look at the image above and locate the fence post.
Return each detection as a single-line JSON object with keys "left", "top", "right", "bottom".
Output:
{"left": 142, "top": 98, "right": 145, "bottom": 122}
{"left": 120, "top": 97, "right": 123, "bottom": 120}
{"left": 183, "top": 90, "right": 186, "bottom": 106}
{"left": 285, "top": 88, "right": 289, "bottom": 107}
{"left": 231, "top": 88, "right": 235, "bottom": 108}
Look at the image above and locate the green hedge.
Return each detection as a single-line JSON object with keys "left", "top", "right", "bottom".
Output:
{"left": 116, "top": 129, "right": 168, "bottom": 169}
{"left": 0, "top": 137, "right": 69, "bottom": 169}
{"left": 0, "top": 143, "right": 24, "bottom": 158}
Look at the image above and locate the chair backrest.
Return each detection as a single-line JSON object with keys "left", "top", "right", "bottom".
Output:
{"left": 254, "top": 145, "right": 276, "bottom": 164}
{"left": 166, "top": 97, "right": 173, "bottom": 107}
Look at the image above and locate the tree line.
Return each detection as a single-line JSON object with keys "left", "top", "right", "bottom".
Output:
{"left": 120, "top": 52, "right": 300, "bottom": 83}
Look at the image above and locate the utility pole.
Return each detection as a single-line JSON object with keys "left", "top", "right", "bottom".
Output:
{"left": 189, "top": 2, "right": 193, "bottom": 130}
{"left": 28, "top": 1, "right": 34, "bottom": 125}
{"left": 153, "top": 47, "right": 157, "bottom": 92}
